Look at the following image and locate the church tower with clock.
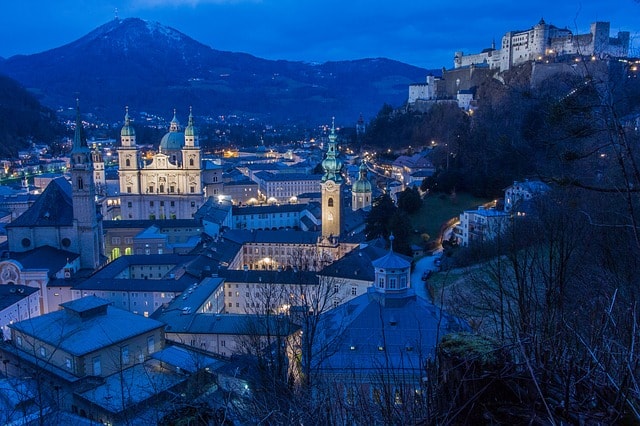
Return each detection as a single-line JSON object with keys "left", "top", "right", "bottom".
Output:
{"left": 320, "top": 119, "right": 343, "bottom": 239}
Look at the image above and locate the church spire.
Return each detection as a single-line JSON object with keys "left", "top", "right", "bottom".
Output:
{"left": 321, "top": 117, "right": 343, "bottom": 183}
{"left": 71, "top": 99, "right": 88, "bottom": 154}
{"left": 185, "top": 106, "right": 195, "bottom": 137}
{"left": 169, "top": 108, "right": 180, "bottom": 132}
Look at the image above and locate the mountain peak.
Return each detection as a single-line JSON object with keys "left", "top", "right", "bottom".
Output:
{"left": 0, "top": 17, "right": 429, "bottom": 124}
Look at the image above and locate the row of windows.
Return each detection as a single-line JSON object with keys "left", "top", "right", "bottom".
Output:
{"left": 377, "top": 276, "right": 407, "bottom": 289}
{"left": 111, "top": 237, "right": 134, "bottom": 244}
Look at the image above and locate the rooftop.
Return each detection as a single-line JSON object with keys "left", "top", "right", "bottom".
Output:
{"left": 10, "top": 296, "right": 165, "bottom": 356}
{"left": 6, "top": 177, "right": 73, "bottom": 228}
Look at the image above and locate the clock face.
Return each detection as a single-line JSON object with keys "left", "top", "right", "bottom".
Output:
{"left": 325, "top": 181, "right": 335, "bottom": 191}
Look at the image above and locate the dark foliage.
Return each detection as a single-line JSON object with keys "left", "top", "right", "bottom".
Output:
{"left": 0, "top": 75, "right": 63, "bottom": 157}
{"left": 396, "top": 186, "right": 422, "bottom": 214}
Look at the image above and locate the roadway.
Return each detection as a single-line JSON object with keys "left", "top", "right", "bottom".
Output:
{"left": 410, "top": 250, "right": 442, "bottom": 301}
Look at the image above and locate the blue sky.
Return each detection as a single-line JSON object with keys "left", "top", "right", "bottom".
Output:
{"left": 1, "top": 1, "right": 638, "bottom": 69}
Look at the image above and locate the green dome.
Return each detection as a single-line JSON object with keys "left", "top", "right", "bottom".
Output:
{"left": 352, "top": 161, "right": 371, "bottom": 193}
{"left": 159, "top": 131, "right": 185, "bottom": 150}
{"left": 352, "top": 177, "right": 372, "bottom": 193}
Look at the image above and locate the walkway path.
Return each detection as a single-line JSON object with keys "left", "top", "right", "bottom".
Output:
{"left": 410, "top": 250, "right": 442, "bottom": 301}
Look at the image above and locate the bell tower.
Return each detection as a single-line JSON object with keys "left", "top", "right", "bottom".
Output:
{"left": 70, "top": 100, "right": 102, "bottom": 269}
{"left": 321, "top": 118, "right": 343, "bottom": 238}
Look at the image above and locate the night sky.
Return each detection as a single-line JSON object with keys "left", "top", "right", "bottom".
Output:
{"left": 1, "top": 0, "right": 638, "bottom": 69}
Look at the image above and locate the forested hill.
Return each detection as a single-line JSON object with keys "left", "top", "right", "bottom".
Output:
{"left": 362, "top": 61, "right": 640, "bottom": 198}
{"left": 0, "top": 75, "right": 63, "bottom": 157}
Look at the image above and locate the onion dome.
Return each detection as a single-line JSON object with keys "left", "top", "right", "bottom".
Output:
{"left": 352, "top": 161, "right": 372, "bottom": 193}
{"left": 120, "top": 106, "right": 135, "bottom": 137}
{"left": 159, "top": 109, "right": 185, "bottom": 151}
{"left": 321, "top": 118, "right": 343, "bottom": 183}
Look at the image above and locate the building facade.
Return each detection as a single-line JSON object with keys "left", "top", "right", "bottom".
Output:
{"left": 118, "top": 108, "right": 204, "bottom": 220}
{"left": 454, "top": 20, "right": 630, "bottom": 72}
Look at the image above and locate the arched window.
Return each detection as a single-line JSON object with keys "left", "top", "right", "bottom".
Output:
{"left": 189, "top": 158, "right": 194, "bottom": 166}
{"left": 77, "top": 177, "right": 84, "bottom": 190}
{"left": 159, "top": 184, "right": 164, "bottom": 193}
{"left": 125, "top": 159, "right": 131, "bottom": 167}
{"left": 328, "top": 198, "right": 334, "bottom": 207}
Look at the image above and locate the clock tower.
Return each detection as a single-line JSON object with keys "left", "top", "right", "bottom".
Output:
{"left": 321, "top": 118, "right": 343, "bottom": 238}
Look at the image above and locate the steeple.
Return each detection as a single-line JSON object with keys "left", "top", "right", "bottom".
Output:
{"left": 320, "top": 117, "right": 343, "bottom": 238}
{"left": 69, "top": 100, "right": 102, "bottom": 270}
{"left": 169, "top": 109, "right": 180, "bottom": 132}
{"left": 184, "top": 106, "right": 199, "bottom": 149}
{"left": 184, "top": 106, "right": 195, "bottom": 137}
{"left": 121, "top": 106, "right": 135, "bottom": 137}
{"left": 321, "top": 117, "right": 343, "bottom": 183}
{"left": 70, "top": 100, "right": 91, "bottom": 169}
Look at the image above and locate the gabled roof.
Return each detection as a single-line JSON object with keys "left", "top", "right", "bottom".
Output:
{"left": 8, "top": 245, "right": 79, "bottom": 276}
{"left": 232, "top": 203, "right": 308, "bottom": 216}
{"left": 0, "top": 285, "right": 39, "bottom": 311}
{"left": 319, "top": 244, "right": 390, "bottom": 282}
{"left": 222, "top": 229, "right": 320, "bottom": 245}
{"left": 7, "top": 177, "right": 73, "bottom": 228}
{"left": 102, "top": 218, "right": 201, "bottom": 230}
{"left": 218, "top": 269, "right": 318, "bottom": 286}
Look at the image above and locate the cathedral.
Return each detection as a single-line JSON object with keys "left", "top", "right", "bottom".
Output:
{"left": 2, "top": 101, "right": 105, "bottom": 314}
{"left": 118, "top": 108, "right": 204, "bottom": 220}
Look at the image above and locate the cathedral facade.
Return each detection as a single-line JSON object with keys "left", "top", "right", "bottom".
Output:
{"left": 118, "top": 108, "right": 204, "bottom": 220}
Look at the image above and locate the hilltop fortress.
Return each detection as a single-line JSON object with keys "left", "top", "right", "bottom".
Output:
{"left": 408, "top": 19, "right": 633, "bottom": 110}
{"left": 455, "top": 19, "right": 630, "bottom": 72}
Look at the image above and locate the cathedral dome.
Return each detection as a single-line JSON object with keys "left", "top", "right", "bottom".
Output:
{"left": 159, "top": 110, "right": 185, "bottom": 150}
{"left": 159, "top": 131, "right": 185, "bottom": 150}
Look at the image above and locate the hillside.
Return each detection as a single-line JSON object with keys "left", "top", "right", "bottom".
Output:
{"left": 0, "top": 18, "right": 431, "bottom": 124}
{"left": 0, "top": 75, "right": 62, "bottom": 157}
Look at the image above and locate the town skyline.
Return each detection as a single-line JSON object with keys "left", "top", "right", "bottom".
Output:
{"left": 0, "top": 1, "right": 638, "bottom": 69}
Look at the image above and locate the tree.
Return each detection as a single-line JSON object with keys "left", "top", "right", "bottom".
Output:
{"left": 364, "top": 193, "right": 397, "bottom": 240}
{"left": 397, "top": 186, "right": 422, "bottom": 214}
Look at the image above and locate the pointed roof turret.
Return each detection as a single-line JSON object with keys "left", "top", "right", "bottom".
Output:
{"left": 120, "top": 106, "right": 136, "bottom": 137}
{"left": 71, "top": 99, "right": 89, "bottom": 155}
{"left": 321, "top": 117, "right": 343, "bottom": 183}
{"left": 184, "top": 106, "right": 196, "bottom": 137}
{"left": 372, "top": 234, "right": 411, "bottom": 270}
{"left": 169, "top": 108, "right": 180, "bottom": 132}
